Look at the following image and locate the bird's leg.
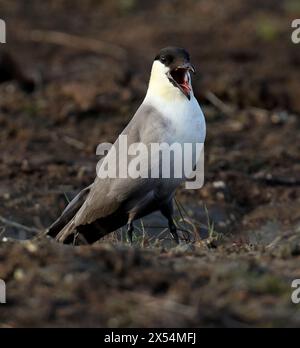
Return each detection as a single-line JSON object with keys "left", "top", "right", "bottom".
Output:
{"left": 161, "top": 201, "right": 179, "bottom": 244}
{"left": 127, "top": 221, "right": 134, "bottom": 244}
{"left": 168, "top": 218, "right": 179, "bottom": 244}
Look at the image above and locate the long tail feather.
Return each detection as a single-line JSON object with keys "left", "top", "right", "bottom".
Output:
{"left": 55, "top": 219, "right": 77, "bottom": 244}
{"left": 47, "top": 185, "right": 91, "bottom": 239}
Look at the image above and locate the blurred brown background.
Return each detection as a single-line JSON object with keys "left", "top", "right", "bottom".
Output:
{"left": 0, "top": 0, "right": 300, "bottom": 327}
{"left": 1, "top": 0, "right": 299, "bottom": 237}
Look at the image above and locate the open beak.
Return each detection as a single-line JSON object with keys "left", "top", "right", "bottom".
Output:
{"left": 167, "top": 62, "right": 195, "bottom": 100}
{"left": 181, "top": 62, "right": 196, "bottom": 74}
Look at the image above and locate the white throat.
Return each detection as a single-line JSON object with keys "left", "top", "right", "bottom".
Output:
{"left": 145, "top": 61, "right": 193, "bottom": 103}
{"left": 143, "top": 61, "right": 205, "bottom": 147}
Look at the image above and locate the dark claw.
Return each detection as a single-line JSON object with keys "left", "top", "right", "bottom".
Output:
{"left": 127, "top": 222, "right": 134, "bottom": 244}
{"left": 169, "top": 222, "right": 179, "bottom": 244}
{"left": 171, "top": 231, "right": 179, "bottom": 244}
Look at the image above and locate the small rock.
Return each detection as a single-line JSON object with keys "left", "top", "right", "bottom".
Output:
{"left": 14, "top": 268, "right": 25, "bottom": 281}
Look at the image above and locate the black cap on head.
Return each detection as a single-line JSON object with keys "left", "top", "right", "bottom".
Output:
{"left": 154, "top": 47, "right": 190, "bottom": 67}
{"left": 154, "top": 47, "right": 195, "bottom": 100}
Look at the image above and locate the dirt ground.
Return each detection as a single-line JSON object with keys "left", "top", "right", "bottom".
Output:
{"left": 0, "top": 0, "right": 300, "bottom": 327}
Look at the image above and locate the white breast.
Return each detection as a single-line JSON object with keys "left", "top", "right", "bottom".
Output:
{"left": 169, "top": 96, "right": 206, "bottom": 146}
{"left": 145, "top": 93, "right": 206, "bottom": 146}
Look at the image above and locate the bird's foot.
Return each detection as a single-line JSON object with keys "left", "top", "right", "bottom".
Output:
{"left": 126, "top": 222, "right": 134, "bottom": 244}
{"left": 169, "top": 223, "right": 179, "bottom": 244}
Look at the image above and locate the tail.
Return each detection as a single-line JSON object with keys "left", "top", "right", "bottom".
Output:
{"left": 55, "top": 219, "right": 78, "bottom": 244}
{"left": 47, "top": 184, "right": 129, "bottom": 245}
{"left": 47, "top": 185, "right": 92, "bottom": 241}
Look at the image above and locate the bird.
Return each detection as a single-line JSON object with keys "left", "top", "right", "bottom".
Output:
{"left": 47, "top": 47, "right": 206, "bottom": 245}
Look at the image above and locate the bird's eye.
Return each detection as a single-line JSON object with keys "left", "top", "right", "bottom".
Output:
{"left": 160, "top": 56, "right": 167, "bottom": 63}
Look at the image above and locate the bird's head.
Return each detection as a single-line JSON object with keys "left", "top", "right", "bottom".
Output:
{"left": 147, "top": 47, "right": 195, "bottom": 101}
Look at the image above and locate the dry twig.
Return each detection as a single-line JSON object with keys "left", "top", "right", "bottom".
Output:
{"left": 18, "top": 29, "right": 127, "bottom": 61}
{"left": 205, "top": 91, "right": 234, "bottom": 115}
{"left": 0, "top": 215, "right": 40, "bottom": 234}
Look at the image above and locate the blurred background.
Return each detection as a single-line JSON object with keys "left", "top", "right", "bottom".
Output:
{"left": 0, "top": 0, "right": 300, "bottom": 327}
{"left": 1, "top": 0, "right": 300, "bottom": 239}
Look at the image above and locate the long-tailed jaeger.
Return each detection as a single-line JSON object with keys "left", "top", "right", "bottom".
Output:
{"left": 47, "top": 47, "right": 206, "bottom": 244}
